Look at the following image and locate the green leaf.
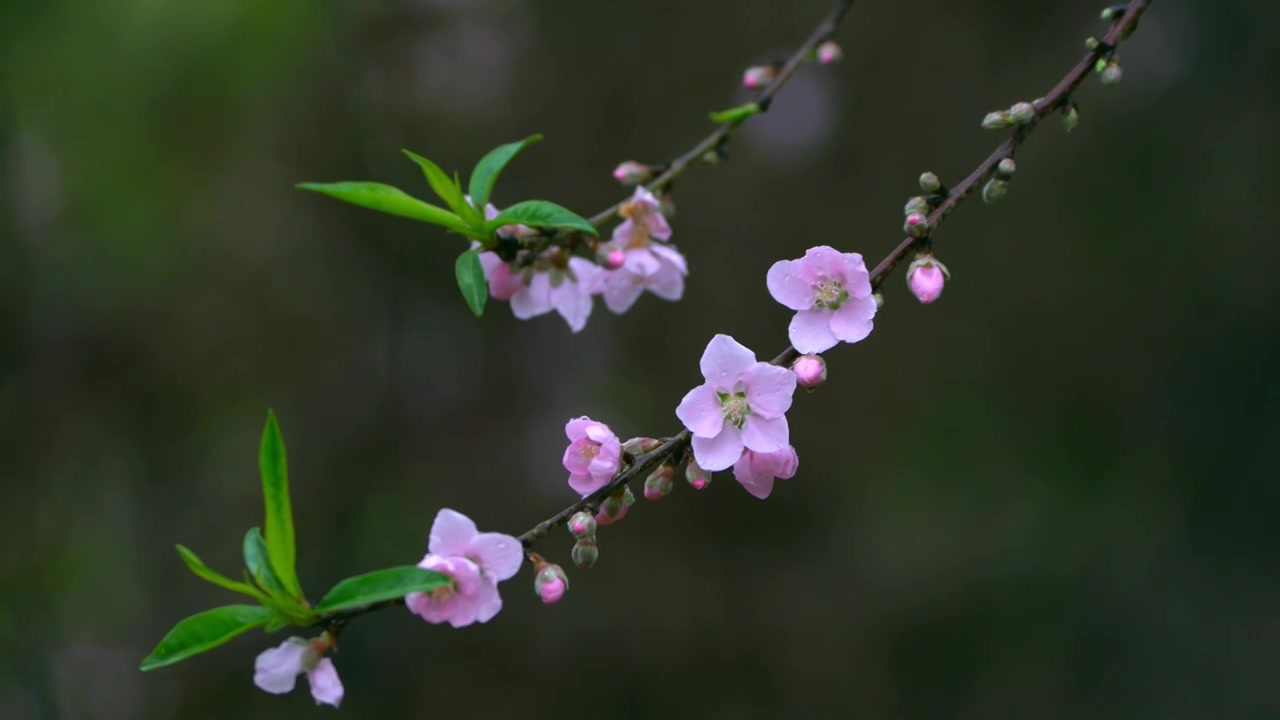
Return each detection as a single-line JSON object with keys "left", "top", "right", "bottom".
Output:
{"left": 139, "top": 605, "right": 277, "bottom": 671}
{"left": 297, "top": 182, "right": 470, "bottom": 234}
{"left": 259, "top": 412, "right": 303, "bottom": 600}
{"left": 709, "top": 101, "right": 762, "bottom": 126}
{"left": 243, "top": 527, "right": 287, "bottom": 596}
{"left": 454, "top": 250, "right": 487, "bottom": 317}
{"left": 468, "top": 134, "right": 542, "bottom": 210}
{"left": 486, "top": 200, "right": 597, "bottom": 236}
{"left": 175, "top": 545, "right": 266, "bottom": 601}
{"left": 314, "top": 566, "right": 452, "bottom": 613}
{"left": 401, "top": 150, "right": 480, "bottom": 226}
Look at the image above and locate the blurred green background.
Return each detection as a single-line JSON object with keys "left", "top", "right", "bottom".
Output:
{"left": 3, "top": 0, "right": 1279, "bottom": 717}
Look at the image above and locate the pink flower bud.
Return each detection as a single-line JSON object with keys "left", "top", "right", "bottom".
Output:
{"left": 643, "top": 463, "right": 675, "bottom": 500}
{"left": 904, "top": 212, "right": 929, "bottom": 239}
{"left": 816, "top": 40, "right": 842, "bottom": 64}
{"left": 685, "top": 457, "right": 709, "bottom": 490}
{"left": 534, "top": 564, "right": 569, "bottom": 604}
{"left": 742, "top": 65, "right": 777, "bottom": 89}
{"left": 906, "top": 255, "right": 951, "bottom": 304}
{"left": 568, "top": 510, "right": 597, "bottom": 539}
{"left": 603, "top": 248, "right": 626, "bottom": 270}
{"left": 612, "top": 161, "right": 652, "bottom": 186}
{"left": 596, "top": 486, "right": 634, "bottom": 525}
{"left": 792, "top": 354, "right": 827, "bottom": 389}
{"left": 571, "top": 538, "right": 598, "bottom": 569}
{"left": 621, "top": 437, "right": 661, "bottom": 457}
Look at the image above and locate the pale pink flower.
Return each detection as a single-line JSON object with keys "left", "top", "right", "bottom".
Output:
{"left": 766, "top": 245, "right": 878, "bottom": 354}
{"left": 732, "top": 446, "right": 798, "bottom": 499}
{"left": 406, "top": 509, "right": 523, "bottom": 628}
{"left": 792, "top": 354, "right": 827, "bottom": 389}
{"left": 612, "top": 187, "right": 672, "bottom": 247}
{"left": 675, "top": 334, "right": 797, "bottom": 472}
{"left": 253, "top": 637, "right": 344, "bottom": 707}
{"left": 597, "top": 243, "right": 687, "bottom": 314}
{"left": 562, "top": 417, "right": 622, "bottom": 495}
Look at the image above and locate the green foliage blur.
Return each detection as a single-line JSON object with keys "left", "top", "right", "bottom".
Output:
{"left": 2, "top": 0, "right": 1278, "bottom": 717}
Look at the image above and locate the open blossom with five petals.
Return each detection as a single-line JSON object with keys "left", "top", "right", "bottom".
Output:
{"left": 253, "top": 636, "right": 344, "bottom": 707}
{"left": 732, "top": 446, "right": 798, "bottom": 500}
{"left": 406, "top": 509, "right": 523, "bottom": 628}
{"left": 562, "top": 416, "right": 622, "bottom": 495}
{"left": 766, "top": 245, "right": 878, "bottom": 354}
{"left": 675, "top": 334, "right": 797, "bottom": 472}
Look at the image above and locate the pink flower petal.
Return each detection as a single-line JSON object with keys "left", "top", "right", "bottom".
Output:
{"left": 467, "top": 532, "right": 523, "bottom": 581}
{"left": 307, "top": 658, "right": 344, "bottom": 708}
{"left": 471, "top": 579, "right": 504, "bottom": 624}
{"left": 510, "top": 274, "right": 553, "bottom": 319}
{"left": 601, "top": 272, "right": 646, "bottom": 314}
{"left": 646, "top": 256, "right": 685, "bottom": 301}
{"left": 788, "top": 309, "right": 839, "bottom": 354}
{"left": 611, "top": 218, "right": 639, "bottom": 246}
{"left": 253, "top": 639, "right": 309, "bottom": 695}
{"left": 839, "top": 252, "right": 873, "bottom": 298}
{"left": 829, "top": 296, "right": 876, "bottom": 344}
{"left": 698, "top": 334, "right": 757, "bottom": 386}
{"left": 676, "top": 384, "right": 725, "bottom": 438}
{"left": 741, "top": 363, "right": 796, "bottom": 419}
{"left": 648, "top": 243, "right": 688, "bottom": 274}
{"left": 766, "top": 259, "right": 814, "bottom": 310}
{"left": 802, "top": 245, "right": 848, "bottom": 281}
{"left": 732, "top": 451, "right": 775, "bottom": 499}
{"left": 741, "top": 414, "right": 789, "bottom": 454}
{"left": 691, "top": 427, "right": 745, "bottom": 472}
{"left": 648, "top": 210, "right": 673, "bottom": 241}
{"left": 428, "top": 508, "right": 478, "bottom": 557}
{"left": 568, "top": 471, "right": 605, "bottom": 496}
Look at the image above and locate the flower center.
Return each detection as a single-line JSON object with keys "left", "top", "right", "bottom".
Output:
{"left": 813, "top": 279, "right": 848, "bottom": 310}
{"left": 577, "top": 443, "right": 600, "bottom": 463}
{"left": 718, "top": 391, "right": 751, "bottom": 429}
{"left": 619, "top": 201, "right": 652, "bottom": 248}
{"left": 426, "top": 583, "right": 456, "bottom": 603}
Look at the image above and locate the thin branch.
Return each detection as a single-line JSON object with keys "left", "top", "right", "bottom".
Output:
{"left": 320, "top": 0, "right": 1152, "bottom": 632}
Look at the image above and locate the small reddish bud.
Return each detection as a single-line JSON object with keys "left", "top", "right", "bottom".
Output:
{"left": 612, "top": 161, "right": 652, "bottom": 186}
{"left": 533, "top": 563, "right": 569, "bottom": 604}
{"left": 904, "top": 212, "right": 930, "bottom": 239}
{"left": 643, "top": 463, "right": 676, "bottom": 500}
{"left": 603, "top": 248, "right": 626, "bottom": 270}
{"left": 684, "top": 457, "right": 709, "bottom": 490}
{"left": 816, "top": 40, "right": 842, "bottom": 64}
{"left": 792, "top": 354, "right": 827, "bottom": 389}
{"left": 742, "top": 65, "right": 777, "bottom": 89}
{"left": 907, "top": 254, "right": 951, "bottom": 304}
{"left": 596, "top": 487, "right": 635, "bottom": 526}
{"left": 622, "top": 437, "right": 661, "bottom": 456}
{"left": 571, "top": 538, "right": 598, "bottom": 569}
{"left": 568, "top": 510, "right": 597, "bottom": 539}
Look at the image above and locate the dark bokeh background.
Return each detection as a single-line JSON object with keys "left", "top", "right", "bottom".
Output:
{"left": 3, "top": 0, "right": 1279, "bottom": 717}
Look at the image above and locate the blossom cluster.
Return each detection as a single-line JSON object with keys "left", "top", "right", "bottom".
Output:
{"left": 478, "top": 187, "right": 687, "bottom": 332}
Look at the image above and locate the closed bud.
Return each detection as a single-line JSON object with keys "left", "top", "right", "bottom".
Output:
{"left": 906, "top": 254, "right": 951, "bottom": 305}
{"left": 996, "top": 157, "right": 1017, "bottom": 178}
{"left": 602, "top": 248, "right": 626, "bottom": 270}
{"left": 904, "top": 212, "right": 930, "bottom": 239}
{"left": 981, "top": 110, "right": 1013, "bottom": 130}
{"left": 1062, "top": 104, "right": 1080, "bottom": 132}
{"left": 568, "top": 510, "right": 597, "bottom": 539}
{"left": 918, "top": 172, "right": 940, "bottom": 193}
{"left": 596, "top": 487, "right": 635, "bottom": 526}
{"left": 612, "top": 161, "right": 652, "bottom": 186}
{"left": 622, "top": 437, "right": 661, "bottom": 456}
{"left": 1100, "top": 6, "right": 1120, "bottom": 21}
{"left": 873, "top": 292, "right": 885, "bottom": 309}
{"left": 742, "top": 65, "right": 778, "bottom": 89}
{"left": 1085, "top": 36, "right": 1100, "bottom": 50}
{"left": 1008, "top": 102, "right": 1036, "bottom": 125}
{"left": 571, "top": 538, "right": 598, "bottom": 569}
{"left": 792, "top": 354, "right": 827, "bottom": 390}
{"left": 816, "top": 40, "right": 842, "bottom": 64}
{"left": 534, "top": 563, "right": 569, "bottom": 604}
{"left": 685, "top": 457, "right": 709, "bottom": 490}
{"left": 982, "top": 178, "right": 1009, "bottom": 204}
{"left": 643, "top": 462, "right": 676, "bottom": 500}
{"left": 904, "top": 196, "right": 930, "bottom": 217}
{"left": 1100, "top": 59, "right": 1123, "bottom": 86}
{"left": 1095, "top": 57, "right": 1109, "bottom": 74}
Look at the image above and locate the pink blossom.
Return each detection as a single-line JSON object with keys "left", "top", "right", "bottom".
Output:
{"left": 766, "top": 245, "right": 878, "bottom": 354}
{"left": 675, "top": 334, "right": 797, "bottom": 472}
{"left": 792, "top": 354, "right": 827, "bottom": 389}
{"left": 406, "top": 509, "right": 523, "bottom": 629}
{"left": 534, "top": 564, "right": 568, "bottom": 604}
{"left": 742, "top": 65, "right": 777, "bottom": 89}
{"left": 253, "top": 637, "right": 344, "bottom": 707}
{"left": 907, "top": 256, "right": 950, "bottom": 304}
{"left": 562, "top": 417, "right": 622, "bottom": 496}
{"left": 597, "top": 243, "right": 687, "bottom": 314}
{"left": 732, "top": 446, "right": 798, "bottom": 499}
{"left": 612, "top": 187, "right": 672, "bottom": 247}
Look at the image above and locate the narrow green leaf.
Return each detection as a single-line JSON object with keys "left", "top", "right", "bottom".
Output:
{"left": 297, "top": 182, "right": 470, "bottom": 234}
{"left": 259, "top": 412, "right": 303, "bottom": 599}
{"left": 139, "top": 605, "right": 277, "bottom": 671}
{"left": 175, "top": 545, "right": 266, "bottom": 601}
{"left": 314, "top": 566, "right": 452, "bottom": 613}
{"left": 486, "top": 200, "right": 598, "bottom": 236}
{"left": 468, "top": 134, "right": 542, "bottom": 210}
{"left": 401, "top": 150, "right": 480, "bottom": 226}
{"left": 709, "top": 101, "right": 762, "bottom": 126}
{"left": 243, "top": 527, "right": 287, "bottom": 596}
{"left": 454, "top": 250, "right": 487, "bottom": 317}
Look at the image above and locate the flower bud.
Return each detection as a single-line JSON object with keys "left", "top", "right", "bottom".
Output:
{"left": 1062, "top": 104, "right": 1080, "bottom": 133}
{"left": 684, "top": 457, "right": 709, "bottom": 490}
{"left": 873, "top": 292, "right": 884, "bottom": 309}
{"left": 1100, "top": 59, "right": 1122, "bottom": 86}
{"left": 622, "top": 437, "right": 661, "bottom": 457}
{"left": 612, "top": 161, "right": 652, "bottom": 186}
{"left": 534, "top": 563, "right": 569, "bottom": 604}
{"left": 918, "top": 172, "right": 941, "bottom": 193}
{"left": 643, "top": 462, "right": 676, "bottom": 500}
{"left": 602, "top": 248, "right": 626, "bottom": 270}
{"left": 1100, "top": 6, "right": 1121, "bottom": 21}
{"left": 904, "top": 212, "right": 930, "bottom": 239}
{"left": 1008, "top": 102, "right": 1036, "bottom": 125}
{"left": 568, "top": 510, "right": 597, "bottom": 539}
{"left": 1095, "top": 57, "right": 1109, "bottom": 74}
{"left": 816, "top": 40, "right": 842, "bottom": 64}
{"left": 792, "top": 354, "right": 827, "bottom": 390}
{"left": 571, "top": 538, "right": 598, "bottom": 569}
{"left": 742, "top": 65, "right": 777, "bottom": 89}
{"left": 996, "top": 157, "right": 1017, "bottom": 178}
{"left": 981, "top": 110, "right": 1012, "bottom": 130}
{"left": 982, "top": 178, "right": 1008, "bottom": 204}
{"left": 596, "top": 487, "right": 635, "bottom": 525}
{"left": 904, "top": 196, "right": 929, "bottom": 217}
{"left": 906, "top": 255, "right": 951, "bottom": 304}
{"left": 1085, "top": 36, "right": 1100, "bottom": 50}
